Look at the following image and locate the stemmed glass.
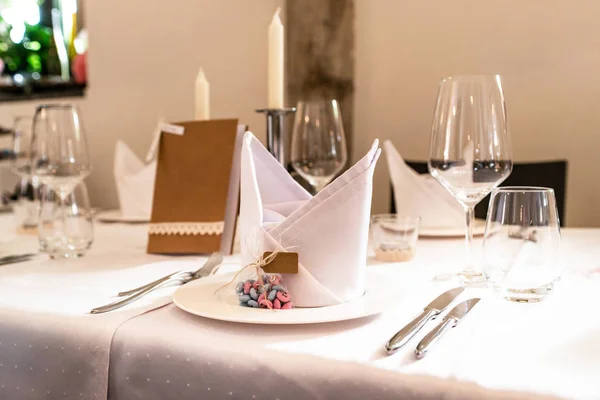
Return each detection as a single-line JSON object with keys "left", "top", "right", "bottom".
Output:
{"left": 428, "top": 75, "right": 512, "bottom": 285}
{"left": 290, "top": 100, "right": 348, "bottom": 193}
{"left": 10, "top": 116, "right": 39, "bottom": 229}
{"left": 30, "top": 104, "right": 91, "bottom": 195}
{"left": 30, "top": 105, "right": 92, "bottom": 256}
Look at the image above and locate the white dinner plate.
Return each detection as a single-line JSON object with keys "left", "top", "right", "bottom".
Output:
{"left": 419, "top": 219, "right": 487, "bottom": 238}
{"left": 173, "top": 271, "right": 395, "bottom": 325}
{"left": 95, "top": 210, "right": 149, "bottom": 223}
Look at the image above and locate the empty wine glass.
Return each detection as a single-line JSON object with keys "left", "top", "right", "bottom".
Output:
{"left": 428, "top": 75, "right": 512, "bottom": 285}
{"left": 483, "top": 187, "right": 562, "bottom": 302}
{"left": 11, "top": 115, "right": 34, "bottom": 178}
{"left": 10, "top": 116, "right": 40, "bottom": 230}
{"left": 30, "top": 104, "right": 91, "bottom": 197}
{"left": 291, "top": 100, "right": 348, "bottom": 193}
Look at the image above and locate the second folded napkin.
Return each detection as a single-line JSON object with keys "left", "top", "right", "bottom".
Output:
{"left": 114, "top": 140, "right": 157, "bottom": 220}
{"left": 384, "top": 140, "right": 464, "bottom": 228}
{"left": 239, "top": 132, "right": 380, "bottom": 308}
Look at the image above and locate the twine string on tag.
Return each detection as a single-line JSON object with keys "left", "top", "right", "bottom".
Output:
{"left": 213, "top": 251, "right": 279, "bottom": 295}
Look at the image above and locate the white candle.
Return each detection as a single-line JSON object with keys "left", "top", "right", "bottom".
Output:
{"left": 268, "top": 8, "right": 284, "bottom": 109}
{"left": 195, "top": 67, "right": 210, "bottom": 120}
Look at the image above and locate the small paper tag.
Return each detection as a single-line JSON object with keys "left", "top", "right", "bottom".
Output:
{"left": 145, "top": 122, "right": 185, "bottom": 162}
{"left": 262, "top": 252, "right": 298, "bottom": 274}
{"left": 161, "top": 123, "right": 185, "bottom": 136}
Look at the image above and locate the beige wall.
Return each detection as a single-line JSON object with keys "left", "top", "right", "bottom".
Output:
{"left": 355, "top": 0, "right": 600, "bottom": 227}
{"left": 0, "top": 0, "right": 282, "bottom": 208}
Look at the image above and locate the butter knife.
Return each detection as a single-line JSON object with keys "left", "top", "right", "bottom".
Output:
{"left": 385, "top": 287, "right": 464, "bottom": 354}
{"left": 415, "top": 297, "right": 480, "bottom": 359}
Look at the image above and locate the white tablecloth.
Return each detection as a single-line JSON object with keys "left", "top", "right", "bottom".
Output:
{"left": 1, "top": 214, "right": 599, "bottom": 400}
{"left": 0, "top": 215, "right": 217, "bottom": 399}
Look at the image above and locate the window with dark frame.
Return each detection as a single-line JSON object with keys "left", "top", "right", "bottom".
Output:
{"left": 0, "top": 0, "right": 87, "bottom": 102}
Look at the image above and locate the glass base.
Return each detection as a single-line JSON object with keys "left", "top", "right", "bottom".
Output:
{"left": 433, "top": 270, "right": 487, "bottom": 288}
{"left": 458, "top": 270, "right": 487, "bottom": 287}
{"left": 496, "top": 282, "right": 555, "bottom": 303}
{"left": 48, "top": 251, "right": 86, "bottom": 260}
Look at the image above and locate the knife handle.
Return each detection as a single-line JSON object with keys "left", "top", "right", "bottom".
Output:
{"left": 414, "top": 317, "right": 457, "bottom": 359}
{"left": 385, "top": 308, "right": 437, "bottom": 354}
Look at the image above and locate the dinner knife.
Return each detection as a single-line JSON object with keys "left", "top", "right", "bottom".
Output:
{"left": 0, "top": 253, "right": 36, "bottom": 266}
{"left": 385, "top": 287, "right": 464, "bottom": 354}
{"left": 414, "top": 297, "right": 480, "bottom": 359}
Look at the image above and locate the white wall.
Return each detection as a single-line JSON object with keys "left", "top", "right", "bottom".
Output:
{"left": 355, "top": 0, "right": 600, "bottom": 227}
{"left": 0, "top": 0, "right": 282, "bottom": 208}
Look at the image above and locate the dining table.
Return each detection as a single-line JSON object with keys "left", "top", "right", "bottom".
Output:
{"left": 0, "top": 211, "right": 598, "bottom": 400}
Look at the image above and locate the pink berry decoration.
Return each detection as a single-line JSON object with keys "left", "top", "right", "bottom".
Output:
{"left": 259, "top": 299, "right": 273, "bottom": 309}
{"left": 276, "top": 291, "right": 291, "bottom": 303}
{"left": 257, "top": 292, "right": 266, "bottom": 304}
{"left": 268, "top": 274, "right": 281, "bottom": 286}
{"left": 273, "top": 299, "right": 282, "bottom": 309}
{"left": 243, "top": 281, "right": 252, "bottom": 295}
{"left": 281, "top": 302, "right": 294, "bottom": 310}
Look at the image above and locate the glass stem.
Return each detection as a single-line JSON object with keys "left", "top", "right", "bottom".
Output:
{"left": 464, "top": 206, "right": 475, "bottom": 274}
{"left": 58, "top": 191, "right": 69, "bottom": 242}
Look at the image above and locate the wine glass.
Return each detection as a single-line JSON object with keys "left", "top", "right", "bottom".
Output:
{"left": 11, "top": 116, "right": 34, "bottom": 178}
{"left": 10, "top": 116, "right": 40, "bottom": 230}
{"left": 30, "top": 104, "right": 91, "bottom": 255}
{"left": 290, "top": 100, "right": 348, "bottom": 193}
{"left": 482, "top": 187, "right": 562, "bottom": 302}
{"left": 428, "top": 75, "right": 512, "bottom": 285}
{"left": 30, "top": 104, "right": 91, "bottom": 196}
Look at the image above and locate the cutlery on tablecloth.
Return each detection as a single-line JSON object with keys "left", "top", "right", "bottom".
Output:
{"left": 385, "top": 287, "right": 464, "bottom": 354}
{"left": 90, "top": 252, "right": 224, "bottom": 314}
{"left": 414, "top": 298, "right": 480, "bottom": 359}
{"left": 0, "top": 253, "right": 37, "bottom": 266}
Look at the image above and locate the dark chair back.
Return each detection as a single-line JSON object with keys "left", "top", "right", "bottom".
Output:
{"left": 390, "top": 160, "right": 568, "bottom": 226}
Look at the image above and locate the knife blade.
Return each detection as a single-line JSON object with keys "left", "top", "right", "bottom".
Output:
{"left": 414, "top": 298, "right": 480, "bottom": 359}
{"left": 385, "top": 287, "right": 464, "bottom": 354}
{"left": 0, "top": 253, "right": 36, "bottom": 266}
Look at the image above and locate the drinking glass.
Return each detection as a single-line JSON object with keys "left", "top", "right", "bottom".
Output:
{"left": 371, "top": 215, "right": 420, "bottom": 262}
{"left": 11, "top": 116, "right": 40, "bottom": 230}
{"left": 428, "top": 75, "right": 512, "bottom": 285}
{"left": 291, "top": 100, "right": 348, "bottom": 193}
{"left": 482, "top": 187, "right": 562, "bottom": 302}
{"left": 39, "top": 182, "right": 94, "bottom": 259}
{"left": 30, "top": 104, "right": 91, "bottom": 197}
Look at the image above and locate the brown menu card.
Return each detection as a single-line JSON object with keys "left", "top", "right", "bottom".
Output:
{"left": 147, "top": 119, "right": 244, "bottom": 255}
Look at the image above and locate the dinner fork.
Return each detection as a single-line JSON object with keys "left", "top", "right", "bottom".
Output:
{"left": 90, "top": 252, "right": 223, "bottom": 314}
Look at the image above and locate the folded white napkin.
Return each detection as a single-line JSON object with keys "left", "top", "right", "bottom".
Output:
{"left": 114, "top": 140, "right": 157, "bottom": 219}
{"left": 384, "top": 140, "right": 463, "bottom": 228}
{"left": 240, "top": 132, "right": 380, "bottom": 307}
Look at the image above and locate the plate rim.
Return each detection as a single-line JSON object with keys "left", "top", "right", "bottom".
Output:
{"left": 418, "top": 219, "right": 486, "bottom": 237}
{"left": 173, "top": 272, "right": 391, "bottom": 325}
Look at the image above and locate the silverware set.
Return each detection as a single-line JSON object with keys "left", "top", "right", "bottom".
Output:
{"left": 385, "top": 287, "right": 480, "bottom": 359}
{"left": 90, "top": 252, "right": 223, "bottom": 314}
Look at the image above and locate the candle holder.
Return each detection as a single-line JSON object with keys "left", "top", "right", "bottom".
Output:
{"left": 256, "top": 107, "right": 296, "bottom": 166}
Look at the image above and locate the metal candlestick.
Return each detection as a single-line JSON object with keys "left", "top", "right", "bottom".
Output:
{"left": 256, "top": 108, "right": 296, "bottom": 166}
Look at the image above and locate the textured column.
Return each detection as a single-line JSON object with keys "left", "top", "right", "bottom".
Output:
{"left": 286, "top": 0, "right": 355, "bottom": 165}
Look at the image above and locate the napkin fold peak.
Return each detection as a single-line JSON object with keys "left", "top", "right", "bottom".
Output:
{"left": 114, "top": 140, "right": 157, "bottom": 219}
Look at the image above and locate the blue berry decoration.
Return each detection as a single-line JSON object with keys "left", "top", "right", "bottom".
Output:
{"left": 235, "top": 274, "right": 294, "bottom": 310}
